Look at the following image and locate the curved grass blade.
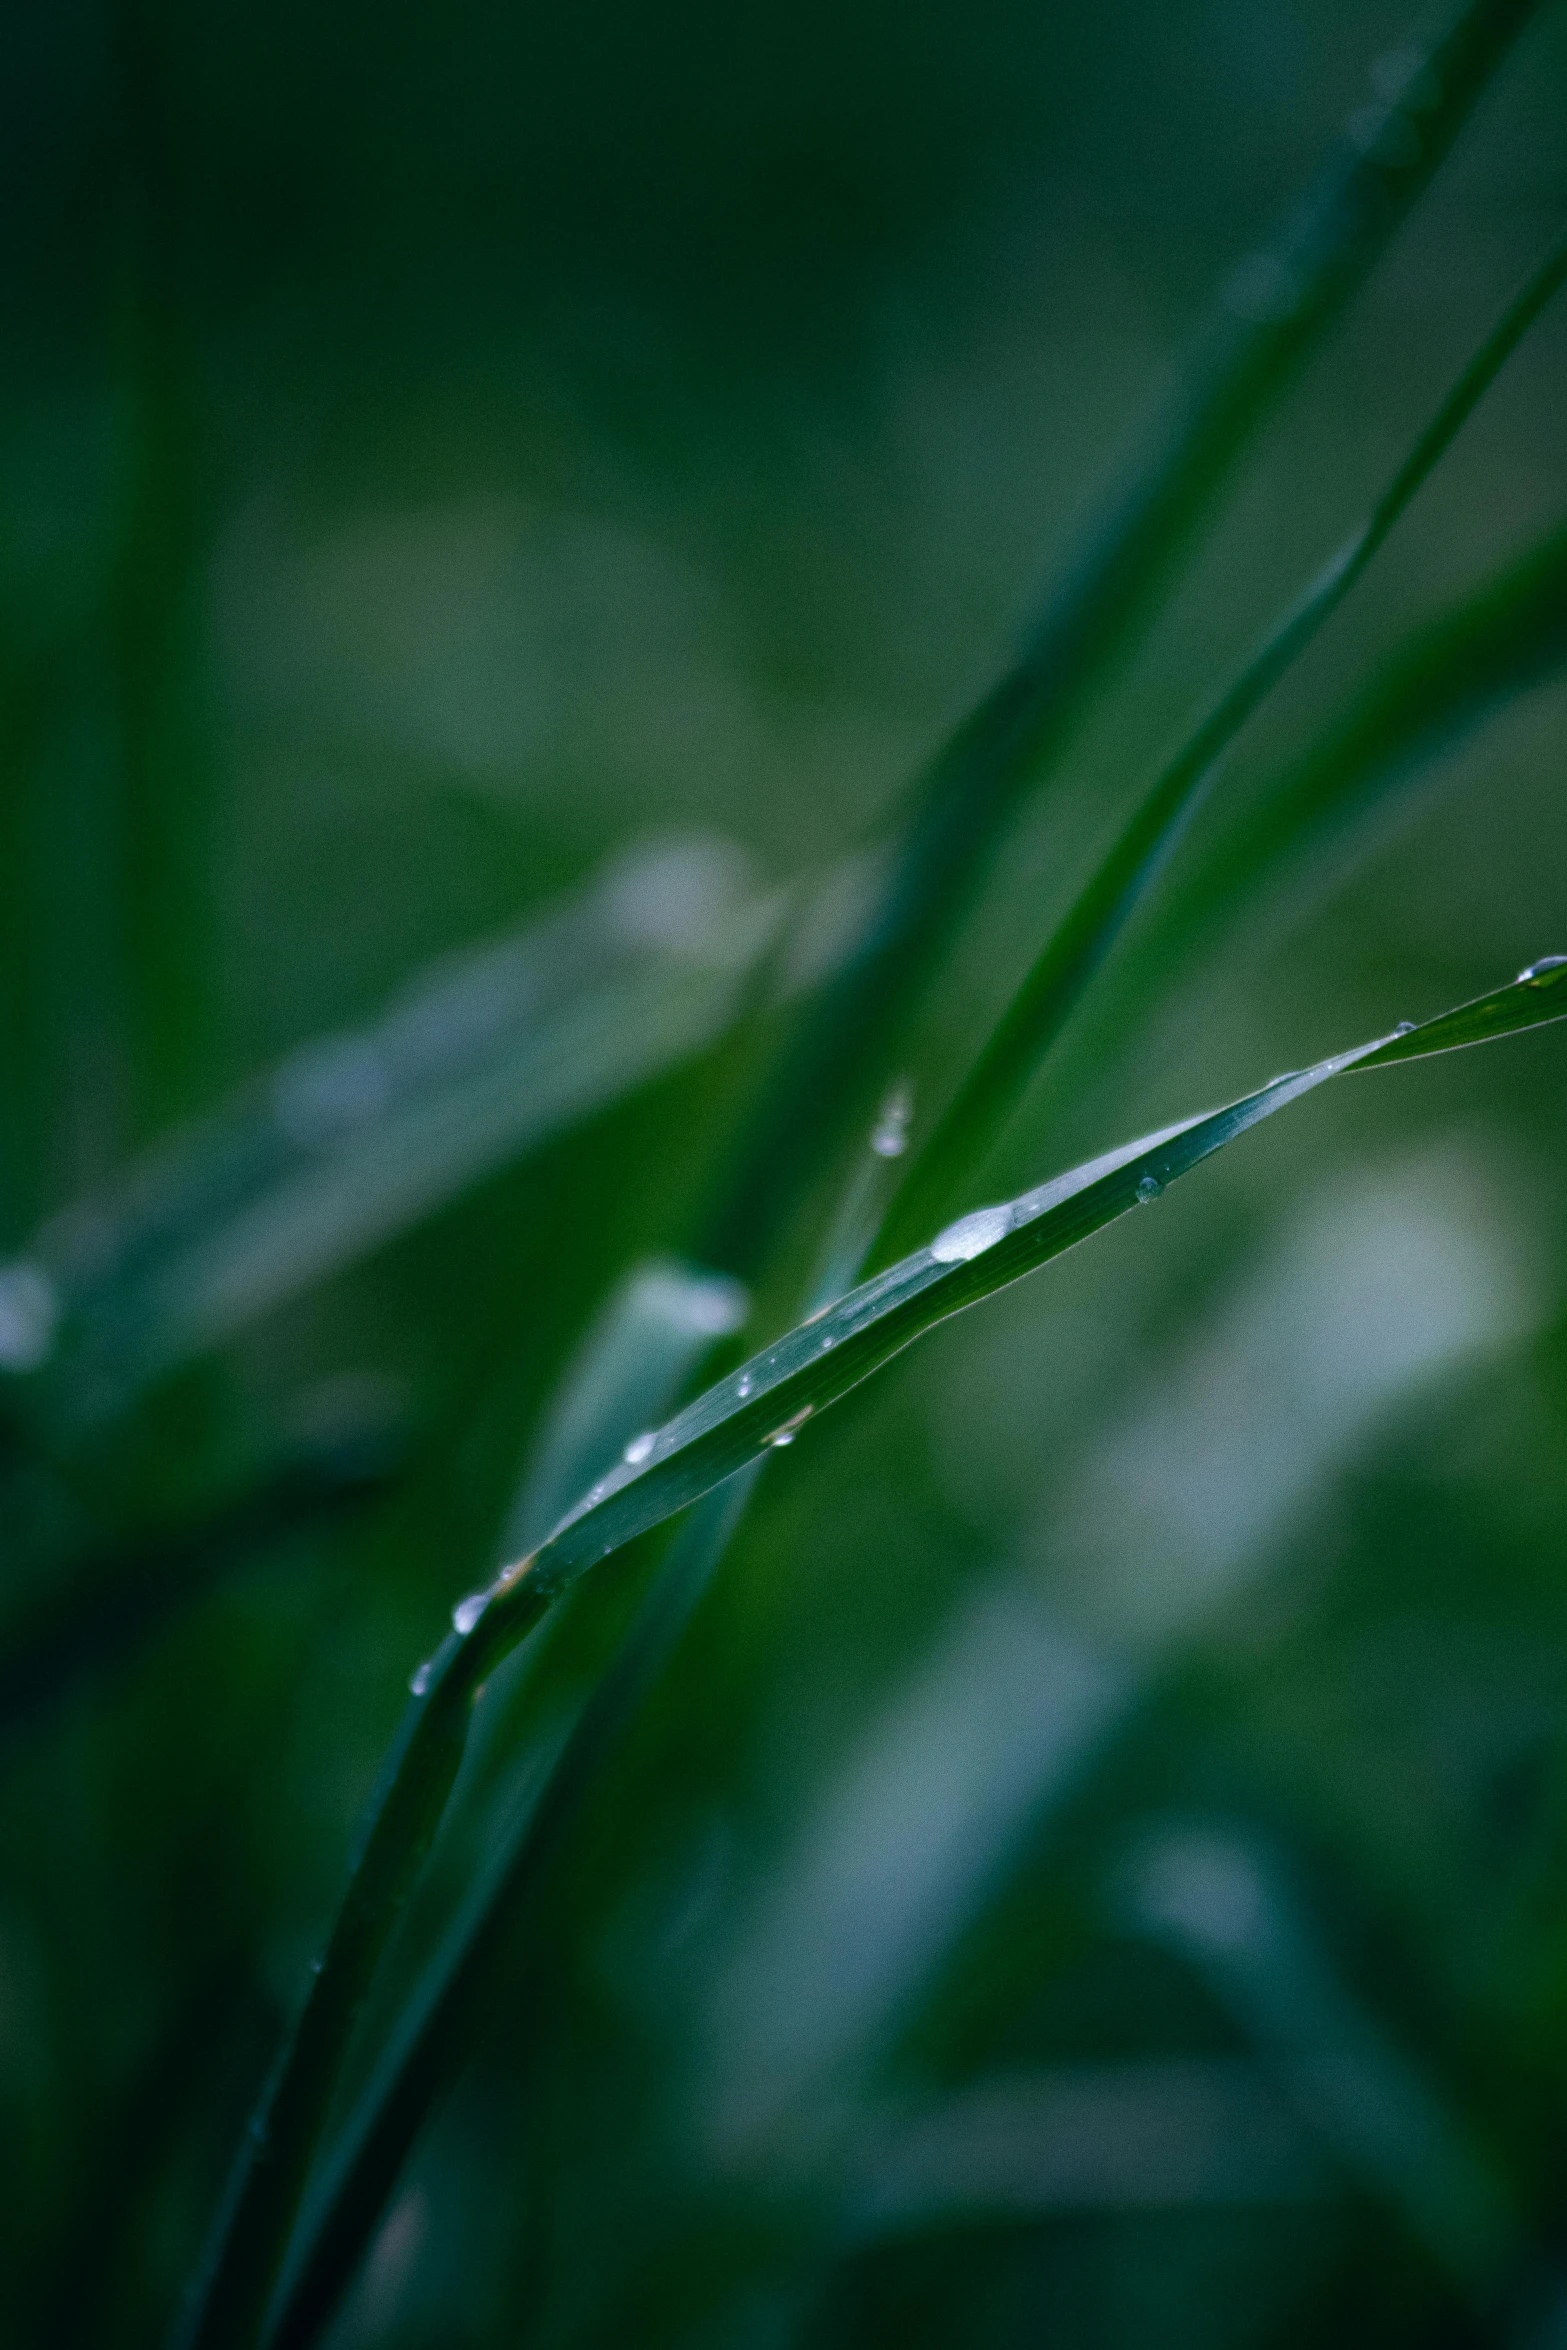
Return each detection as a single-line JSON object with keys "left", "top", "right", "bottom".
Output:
{"left": 700, "top": 0, "right": 1545, "bottom": 1278}
{"left": 178, "top": 958, "right": 1567, "bottom": 2350}
{"left": 265, "top": 1122, "right": 898, "bottom": 2347}
{"left": 878, "top": 227, "right": 1567, "bottom": 1261}
{"left": 8, "top": 839, "right": 774, "bottom": 1426}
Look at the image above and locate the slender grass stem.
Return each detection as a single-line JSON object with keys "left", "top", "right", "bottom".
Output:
{"left": 265, "top": 1472, "right": 760, "bottom": 2350}
{"left": 698, "top": 0, "right": 1545, "bottom": 1280}
{"left": 875, "top": 227, "right": 1567, "bottom": 1264}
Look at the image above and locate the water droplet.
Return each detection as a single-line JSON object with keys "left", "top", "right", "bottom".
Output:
{"left": 678, "top": 1275, "right": 749, "bottom": 1336}
{"left": 818, "top": 1332, "right": 835, "bottom": 1351}
{"left": 766, "top": 1405, "right": 813, "bottom": 1448}
{"left": 409, "top": 1658, "right": 432, "bottom": 1696}
{"left": 452, "top": 1590, "right": 487, "bottom": 1636}
{"left": 1393, "top": 1020, "right": 1416, "bottom": 1036}
{"left": 623, "top": 1429, "right": 655, "bottom": 1465}
{"left": 1519, "top": 956, "right": 1567, "bottom": 986}
{"left": 871, "top": 1081, "right": 913, "bottom": 1158}
{"left": 737, "top": 1371, "right": 753, "bottom": 1398}
{"left": 929, "top": 1204, "right": 1012, "bottom": 1264}
{"left": 1135, "top": 1173, "right": 1163, "bottom": 1205}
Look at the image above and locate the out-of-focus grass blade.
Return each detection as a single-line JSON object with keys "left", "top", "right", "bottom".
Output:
{"left": 848, "top": 2060, "right": 1329, "bottom": 2233}
{"left": 1125, "top": 1826, "right": 1513, "bottom": 2285}
{"left": 177, "top": 959, "right": 1567, "bottom": 2350}
{"left": 701, "top": 0, "right": 1545, "bottom": 1277}
{"left": 2, "top": 839, "right": 776, "bottom": 1424}
{"left": 0, "top": 1396, "right": 405, "bottom": 1748}
{"left": 1144, "top": 521, "right": 1567, "bottom": 982}
{"left": 879, "top": 227, "right": 1567, "bottom": 1259}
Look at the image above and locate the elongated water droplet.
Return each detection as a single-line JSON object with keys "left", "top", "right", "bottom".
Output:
{"left": 1135, "top": 1173, "right": 1163, "bottom": 1205}
{"left": 409, "top": 1658, "right": 432, "bottom": 1696}
{"left": 1519, "top": 956, "right": 1567, "bottom": 985}
{"left": 623, "top": 1429, "right": 655, "bottom": 1465}
{"left": 929, "top": 1204, "right": 1012, "bottom": 1264}
{"left": 767, "top": 1405, "right": 812, "bottom": 1448}
{"left": 871, "top": 1082, "right": 913, "bottom": 1158}
{"left": 452, "top": 1590, "right": 487, "bottom": 1636}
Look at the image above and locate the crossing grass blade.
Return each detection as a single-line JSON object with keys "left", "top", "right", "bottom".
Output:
{"left": 176, "top": 958, "right": 1567, "bottom": 2350}
{"left": 698, "top": 0, "right": 1546, "bottom": 1280}
{"left": 875, "top": 227, "right": 1567, "bottom": 1262}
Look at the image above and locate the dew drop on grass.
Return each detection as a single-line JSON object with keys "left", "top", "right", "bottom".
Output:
{"left": 871, "top": 1082, "right": 913, "bottom": 1158}
{"left": 452, "top": 1591, "right": 487, "bottom": 1636}
{"left": 737, "top": 1372, "right": 752, "bottom": 1398}
{"left": 767, "top": 1406, "right": 812, "bottom": 1448}
{"left": 929, "top": 1205, "right": 1012, "bottom": 1263}
{"left": 622, "top": 1430, "right": 655, "bottom": 1465}
{"left": 409, "top": 1659, "right": 432, "bottom": 1696}
{"left": 1519, "top": 956, "right": 1567, "bottom": 985}
{"left": 1135, "top": 1174, "right": 1163, "bottom": 1204}
{"left": 1394, "top": 1021, "right": 1416, "bottom": 1035}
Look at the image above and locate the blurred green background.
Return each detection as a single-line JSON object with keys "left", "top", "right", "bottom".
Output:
{"left": 2, "top": 0, "right": 1567, "bottom": 2342}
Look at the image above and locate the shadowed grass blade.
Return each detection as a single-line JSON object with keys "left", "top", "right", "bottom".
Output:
{"left": 700, "top": 0, "right": 1545, "bottom": 1278}
{"left": 0, "top": 1401, "right": 405, "bottom": 1749}
{"left": 878, "top": 227, "right": 1567, "bottom": 1260}
{"left": 176, "top": 958, "right": 1567, "bottom": 2350}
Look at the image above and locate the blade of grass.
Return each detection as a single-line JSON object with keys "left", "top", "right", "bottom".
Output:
{"left": 176, "top": 957, "right": 1567, "bottom": 2350}
{"left": 264, "top": 1123, "right": 899, "bottom": 2348}
{"left": 876, "top": 227, "right": 1567, "bottom": 1262}
{"left": 265, "top": 1470, "right": 760, "bottom": 2350}
{"left": 699, "top": 0, "right": 1546, "bottom": 1279}
{"left": 1130, "top": 518, "right": 1567, "bottom": 987}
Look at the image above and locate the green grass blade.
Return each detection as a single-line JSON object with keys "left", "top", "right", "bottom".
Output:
{"left": 265, "top": 1471, "right": 760, "bottom": 2350}
{"left": 1127, "top": 520, "right": 1567, "bottom": 989}
{"left": 699, "top": 0, "right": 1545, "bottom": 1278}
{"left": 878, "top": 228, "right": 1567, "bottom": 1261}
{"left": 176, "top": 957, "right": 1567, "bottom": 2350}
